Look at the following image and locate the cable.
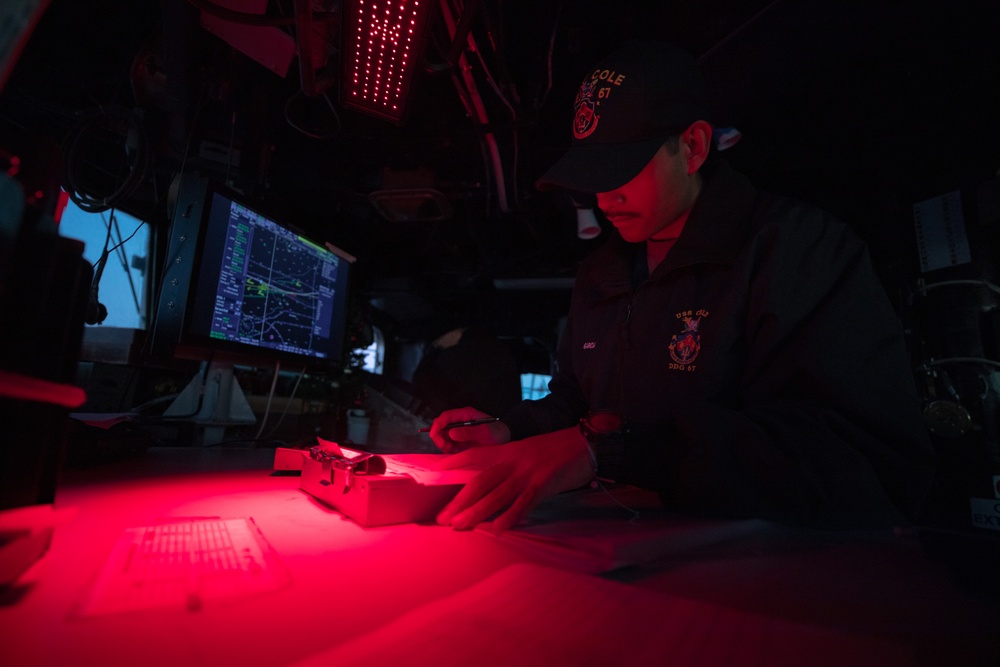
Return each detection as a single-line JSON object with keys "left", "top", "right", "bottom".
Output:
{"left": 923, "top": 357, "right": 1000, "bottom": 371}
{"left": 85, "top": 208, "right": 143, "bottom": 325}
{"left": 696, "top": 0, "right": 786, "bottom": 65}
{"left": 912, "top": 279, "right": 1000, "bottom": 301}
{"left": 99, "top": 214, "right": 147, "bottom": 270}
{"left": 467, "top": 22, "right": 520, "bottom": 208}
{"left": 62, "top": 105, "right": 152, "bottom": 214}
{"left": 322, "top": 91, "right": 342, "bottom": 130}
{"left": 284, "top": 89, "right": 341, "bottom": 140}
{"left": 105, "top": 210, "right": 145, "bottom": 318}
{"left": 468, "top": 30, "right": 517, "bottom": 121}
{"left": 91, "top": 207, "right": 115, "bottom": 292}
{"left": 591, "top": 479, "right": 641, "bottom": 523}
{"left": 537, "top": 4, "right": 561, "bottom": 112}
{"left": 85, "top": 210, "right": 114, "bottom": 324}
{"left": 226, "top": 110, "right": 236, "bottom": 187}
{"left": 253, "top": 360, "right": 282, "bottom": 441}
{"left": 440, "top": 0, "right": 509, "bottom": 213}
{"left": 263, "top": 366, "right": 307, "bottom": 440}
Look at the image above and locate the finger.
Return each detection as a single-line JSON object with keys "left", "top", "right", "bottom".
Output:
{"left": 429, "top": 409, "right": 480, "bottom": 450}
{"left": 427, "top": 433, "right": 452, "bottom": 453}
{"left": 449, "top": 476, "right": 523, "bottom": 531}
{"left": 431, "top": 407, "right": 487, "bottom": 431}
{"left": 428, "top": 427, "right": 453, "bottom": 452}
{"left": 441, "top": 427, "right": 491, "bottom": 450}
{"left": 490, "top": 482, "right": 544, "bottom": 532}
{"left": 434, "top": 432, "right": 460, "bottom": 454}
{"left": 443, "top": 431, "right": 483, "bottom": 453}
{"left": 445, "top": 420, "right": 509, "bottom": 449}
{"left": 444, "top": 425, "right": 478, "bottom": 444}
{"left": 436, "top": 462, "right": 510, "bottom": 526}
{"left": 437, "top": 463, "right": 509, "bottom": 524}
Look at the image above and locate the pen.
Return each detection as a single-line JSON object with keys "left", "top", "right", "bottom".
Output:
{"left": 418, "top": 417, "right": 501, "bottom": 433}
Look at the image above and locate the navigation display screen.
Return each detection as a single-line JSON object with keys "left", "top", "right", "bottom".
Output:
{"left": 186, "top": 188, "right": 351, "bottom": 367}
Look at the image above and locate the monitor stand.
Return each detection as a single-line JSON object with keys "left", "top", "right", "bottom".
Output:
{"left": 163, "top": 360, "right": 256, "bottom": 445}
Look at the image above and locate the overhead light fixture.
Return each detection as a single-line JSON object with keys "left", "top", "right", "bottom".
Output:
{"left": 369, "top": 188, "right": 452, "bottom": 222}
{"left": 341, "top": 0, "right": 436, "bottom": 123}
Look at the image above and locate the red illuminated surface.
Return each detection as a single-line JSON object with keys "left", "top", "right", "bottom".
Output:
{"left": 1, "top": 454, "right": 528, "bottom": 667}
{"left": 0, "top": 368, "right": 86, "bottom": 407}
{"left": 3, "top": 450, "right": 994, "bottom": 666}
{"left": 342, "top": 0, "right": 433, "bottom": 122}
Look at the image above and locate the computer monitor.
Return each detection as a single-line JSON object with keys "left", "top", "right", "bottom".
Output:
{"left": 150, "top": 175, "right": 353, "bottom": 442}
{"left": 179, "top": 184, "right": 352, "bottom": 368}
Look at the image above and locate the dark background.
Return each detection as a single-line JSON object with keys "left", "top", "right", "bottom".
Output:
{"left": 2, "top": 0, "right": 999, "bottom": 361}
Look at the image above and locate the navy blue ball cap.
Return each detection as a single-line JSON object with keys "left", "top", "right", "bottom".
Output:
{"left": 537, "top": 41, "right": 710, "bottom": 194}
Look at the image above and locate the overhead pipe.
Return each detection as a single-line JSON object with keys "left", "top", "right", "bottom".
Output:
{"left": 439, "top": 0, "right": 509, "bottom": 213}
{"left": 293, "top": 0, "right": 337, "bottom": 96}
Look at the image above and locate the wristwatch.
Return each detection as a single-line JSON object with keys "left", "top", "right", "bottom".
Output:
{"left": 578, "top": 410, "right": 625, "bottom": 481}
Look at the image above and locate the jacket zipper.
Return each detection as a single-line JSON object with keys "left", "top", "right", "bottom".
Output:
{"left": 617, "top": 296, "right": 635, "bottom": 411}
{"left": 624, "top": 300, "right": 634, "bottom": 349}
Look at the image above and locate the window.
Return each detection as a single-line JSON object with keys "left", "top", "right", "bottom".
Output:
{"left": 520, "top": 373, "right": 552, "bottom": 401}
{"left": 357, "top": 326, "right": 384, "bottom": 374}
{"left": 58, "top": 199, "right": 149, "bottom": 329}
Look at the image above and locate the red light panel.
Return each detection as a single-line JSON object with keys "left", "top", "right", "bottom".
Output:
{"left": 342, "top": 0, "right": 434, "bottom": 123}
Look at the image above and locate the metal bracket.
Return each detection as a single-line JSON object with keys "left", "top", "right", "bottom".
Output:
{"left": 309, "top": 445, "right": 386, "bottom": 493}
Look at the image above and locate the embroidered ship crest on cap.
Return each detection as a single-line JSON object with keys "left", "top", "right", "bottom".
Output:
{"left": 573, "top": 79, "right": 599, "bottom": 139}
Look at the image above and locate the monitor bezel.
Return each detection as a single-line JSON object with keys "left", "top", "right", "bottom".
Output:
{"left": 174, "top": 181, "right": 353, "bottom": 372}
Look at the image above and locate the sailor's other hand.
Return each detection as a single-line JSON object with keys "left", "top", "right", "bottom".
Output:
{"left": 435, "top": 426, "right": 594, "bottom": 532}
{"left": 429, "top": 407, "right": 510, "bottom": 454}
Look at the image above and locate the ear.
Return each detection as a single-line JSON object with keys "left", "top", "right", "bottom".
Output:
{"left": 681, "top": 120, "right": 713, "bottom": 174}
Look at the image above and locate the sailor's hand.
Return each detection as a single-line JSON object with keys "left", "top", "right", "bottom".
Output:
{"left": 435, "top": 426, "right": 594, "bottom": 531}
{"left": 429, "top": 407, "right": 510, "bottom": 453}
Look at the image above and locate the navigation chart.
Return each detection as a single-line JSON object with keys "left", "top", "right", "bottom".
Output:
{"left": 209, "top": 203, "right": 339, "bottom": 359}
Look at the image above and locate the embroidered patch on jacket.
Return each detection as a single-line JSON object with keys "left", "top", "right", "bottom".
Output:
{"left": 668, "top": 310, "right": 708, "bottom": 369}
{"left": 583, "top": 341, "right": 597, "bottom": 349}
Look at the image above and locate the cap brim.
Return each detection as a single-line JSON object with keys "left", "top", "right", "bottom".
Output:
{"left": 535, "top": 134, "right": 669, "bottom": 193}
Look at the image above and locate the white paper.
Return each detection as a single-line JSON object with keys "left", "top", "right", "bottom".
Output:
{"left": 380, "top": 453, "right": 484, "bottom": 486}
{"left": 77, "top": 517, "right": 288, "bottom": 616}
{"left": 316, "top": 438, "right": 483, "bottom": 486}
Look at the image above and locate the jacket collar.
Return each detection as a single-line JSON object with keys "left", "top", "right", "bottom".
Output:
{"left": 654, "top": 159, "right": 759, "bottom": 272}
{"left": 587, "top": 160, "right": 760, "bottom": 286}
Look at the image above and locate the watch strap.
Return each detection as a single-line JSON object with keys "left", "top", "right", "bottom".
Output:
{"left": 578, "top": 411, "right": 625, "bottom": 482}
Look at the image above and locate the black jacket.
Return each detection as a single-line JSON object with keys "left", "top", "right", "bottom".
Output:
{"left": 503, "top": 161, "right": 935, "bottom": 526}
